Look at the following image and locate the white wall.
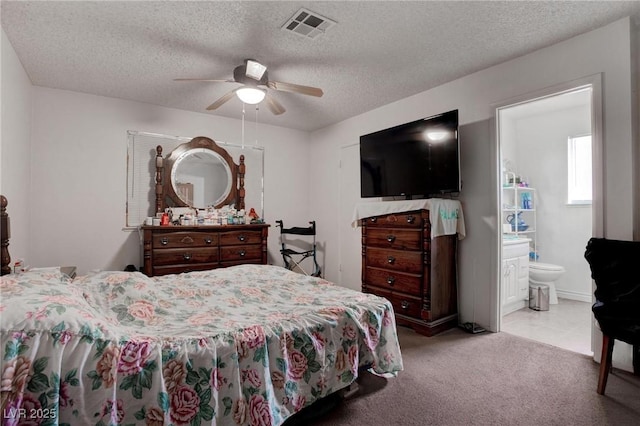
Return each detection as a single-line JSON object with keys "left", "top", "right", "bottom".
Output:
{"left": 512, "top": 105, "right": 592, "bottom": 301}
{"left": 309, "top": 18, "right": 636, "bottom": 333}
{"left": 1, "top": 29, "right": 32, "bottom": 265}
{"left": 500, "top": 118, "right": 518, "bottom": 175}
{"left": 26, "top": 87, "right": 310, "bottom": 274}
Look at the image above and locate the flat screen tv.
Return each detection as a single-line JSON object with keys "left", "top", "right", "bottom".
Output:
{"left": 360, "top": 109, "right": 460, "bottom": 199}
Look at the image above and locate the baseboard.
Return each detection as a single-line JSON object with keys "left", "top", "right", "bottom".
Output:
{"left": 555, "top": 289, "right": 592, "bottom": 303}
{"left": 502, "top": 300, "right": 526, "bottom": 315}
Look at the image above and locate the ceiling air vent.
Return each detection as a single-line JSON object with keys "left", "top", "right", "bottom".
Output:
{"left": 282, "top": 8, "right": 336, "bottom": 39}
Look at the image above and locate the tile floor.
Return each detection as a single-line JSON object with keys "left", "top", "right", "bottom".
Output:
{"left": 501, "top": 298, "right": 594, "bottom": 355}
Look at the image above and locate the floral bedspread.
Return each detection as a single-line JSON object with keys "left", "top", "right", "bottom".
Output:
{"left": 0, "top": 265, "right": 403, "bottom": 425}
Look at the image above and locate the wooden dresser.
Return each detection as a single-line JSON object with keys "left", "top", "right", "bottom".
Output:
{"left": 141, "top": 224, "right": 269, "bottom": 276}
{"left": 361, "top": 209, "right": 457, "bottom": 336}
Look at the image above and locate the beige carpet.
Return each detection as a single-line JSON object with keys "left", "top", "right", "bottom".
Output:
{"left": 287, "top": 326, "right": 640, "bottom": 426}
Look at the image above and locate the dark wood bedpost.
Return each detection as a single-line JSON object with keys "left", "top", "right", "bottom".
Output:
{"left": 1, "top": 195, "right": 11, "bottom": 275}
{"left": 237, "top": 154, "right": 246, "bottom": 210}
{"left": 155, "top": 145, "right": 164, "bottom": 214}
{"left": 361, "top": 219, "right": 367, "bottom": 293}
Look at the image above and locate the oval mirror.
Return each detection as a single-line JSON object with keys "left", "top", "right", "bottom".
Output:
{"left": 170, "top": 148, "right": 233, "bottom": 208}
{"left": 155, "top": 136, "right": 244, "bottom": 213}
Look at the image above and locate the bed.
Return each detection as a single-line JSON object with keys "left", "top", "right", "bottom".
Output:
{"left": 0, "top": 195, "right": 403, "bottom": 426}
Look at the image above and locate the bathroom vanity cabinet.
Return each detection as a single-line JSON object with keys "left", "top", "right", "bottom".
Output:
{"left": 502, "top": 238, "right": 530, "bottom": 315}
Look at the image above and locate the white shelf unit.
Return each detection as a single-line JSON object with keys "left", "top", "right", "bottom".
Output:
{"left": 502, "top": 174, "right": 537, "bottom": 258}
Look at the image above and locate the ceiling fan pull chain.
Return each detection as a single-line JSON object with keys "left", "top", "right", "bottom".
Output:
{"left": 241, "top": 103, "right": 246, "bottom": 148}
{"left": 255, "top": 106, "right": 259, "bottom": 146}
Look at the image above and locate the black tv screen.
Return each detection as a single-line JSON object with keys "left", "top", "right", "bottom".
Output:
{"left": 360, "top": 109, "right": 460, "bottom": 198}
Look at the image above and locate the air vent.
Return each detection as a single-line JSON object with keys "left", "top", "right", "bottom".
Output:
{"left": 282, "top": 8, "right": 336, "bottom": 39}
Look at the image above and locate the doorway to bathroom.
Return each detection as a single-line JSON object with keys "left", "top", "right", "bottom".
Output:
{"left": 495, "top": 77, "right": 603, "bottom": 356}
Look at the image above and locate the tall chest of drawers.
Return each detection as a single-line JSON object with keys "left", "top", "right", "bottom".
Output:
{"left": 142, "top": 224, "right": 269, "bottom": 276}
{"left": 361, "top": 209, "right": 457, "bottom": 336}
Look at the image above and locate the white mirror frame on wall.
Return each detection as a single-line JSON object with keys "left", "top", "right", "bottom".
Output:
{"left": 126, "top": 131, "right": 264, "bottom": 228}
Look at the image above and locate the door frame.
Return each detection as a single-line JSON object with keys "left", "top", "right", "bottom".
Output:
{"left": 491, "top": 74, "right": 604, "bottom": 353}
{"left": 338, "top": 142, "right": 364, "bottom": 291}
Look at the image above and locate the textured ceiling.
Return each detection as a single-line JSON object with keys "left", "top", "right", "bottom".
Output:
{"left": 2, "top": 1, "right": 640, "bottom": 131}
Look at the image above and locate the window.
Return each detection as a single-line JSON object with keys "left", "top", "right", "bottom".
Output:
{"left": 567, "top": 135, "right": 592, "bottom": 205}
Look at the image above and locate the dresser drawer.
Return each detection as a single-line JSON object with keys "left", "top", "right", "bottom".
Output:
{"left": 152, "top": 247, "right": 218, "bottom": 266}
{"left": 220, "top": 230, "right": 263, "bottom": 246}
{"left": 365, "top": 228, "right": 422, "bottom": 250}
{"left": 365, "top": 247, "right": 423, "bottom": 274}
{"left": 364, "top": 266, "right": 422, "bottom": 295}
{"left": 362, "top": 212, "right": 425, "bottom": 229}
{"left": 142, "top": 224, "right": 270, "bottom": 277}
{"left": 220, "top": 244, "right": 263, "bottom": 262}
{"left": 153, "top": 231, "right": 218, "bottom": 249}
{"left": 367, "top": 287, "right": 422, "bottom": 319}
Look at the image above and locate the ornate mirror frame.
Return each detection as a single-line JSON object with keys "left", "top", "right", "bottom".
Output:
{"left": 155, "top": 136, "right": 245, "bottom": 212}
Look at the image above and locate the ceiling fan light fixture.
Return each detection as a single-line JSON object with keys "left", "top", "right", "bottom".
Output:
{"left": 245, "top": 60, "right": 267, "bottom": 80}
{"left": 236, "top": 87, "right": 266, "bottom": 105}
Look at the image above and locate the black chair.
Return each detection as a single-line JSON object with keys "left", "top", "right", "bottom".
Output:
{"left": 584, "top": 237, "right": 640, "bottom": 395}
{"left": 276, "top": 220, "right": 321, "bottom": 277}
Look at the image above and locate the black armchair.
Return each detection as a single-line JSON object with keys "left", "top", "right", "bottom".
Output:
{"left": 584, "top": 237, "right": 640, "bottom": 395}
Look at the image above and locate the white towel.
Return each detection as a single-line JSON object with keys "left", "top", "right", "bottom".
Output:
{"left": 351, "top": 199, "right": 465, "bottom": 239}
{"left": 428, "top": 198, "right": 466, "bottom": 239}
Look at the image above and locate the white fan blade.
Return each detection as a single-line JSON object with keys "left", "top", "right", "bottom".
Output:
{"left": 265, "top": 94, "right": 286, "bottom": 115}
{"left": 206, "top": 89, "right": 238, "bottom": 110}
{"left": 267, "top": 81, "right": 323, "bottom": 97}
{"left": 174, "top": 78, "right": 236, "bottom": 83}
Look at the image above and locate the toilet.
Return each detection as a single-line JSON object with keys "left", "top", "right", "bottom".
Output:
{"left": 529, "top": 262, "right": 565, "bottom": 304}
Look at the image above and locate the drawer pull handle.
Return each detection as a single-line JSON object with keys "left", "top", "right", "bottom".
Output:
{"left": 386, "top": 235, "right": 396, "bottom": 243}
{"left": 180, "top": 236, "right": 194, "bottom": 244}
{"left": 204, "top": 237, "right": 213, "bottom": 244}
{"left": 387, "top": 256, "right": 395, "bottom": 264}
{"left": 400, "top": 301, "right": 410, "bottom": 310}
{"left": 183, "top": 253, "right": 192, "bottom": 261}
{"left": 406, "top": 215, "right": 415, "bottom": 224}
{"left": 238, "top": 250, "right": 246, "bottom": 257}
{"left": 237, "top": 234, "right": 246, "bottom": 242}
{"left": 160, "top": 237, "right": 169, "bottom": 245}
{"left": 387, "top": 276, "right": 396, "bottom": 285}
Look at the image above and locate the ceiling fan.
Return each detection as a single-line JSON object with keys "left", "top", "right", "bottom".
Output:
{"left": 174, "top": 59, "right": 323, "bottom": 115}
